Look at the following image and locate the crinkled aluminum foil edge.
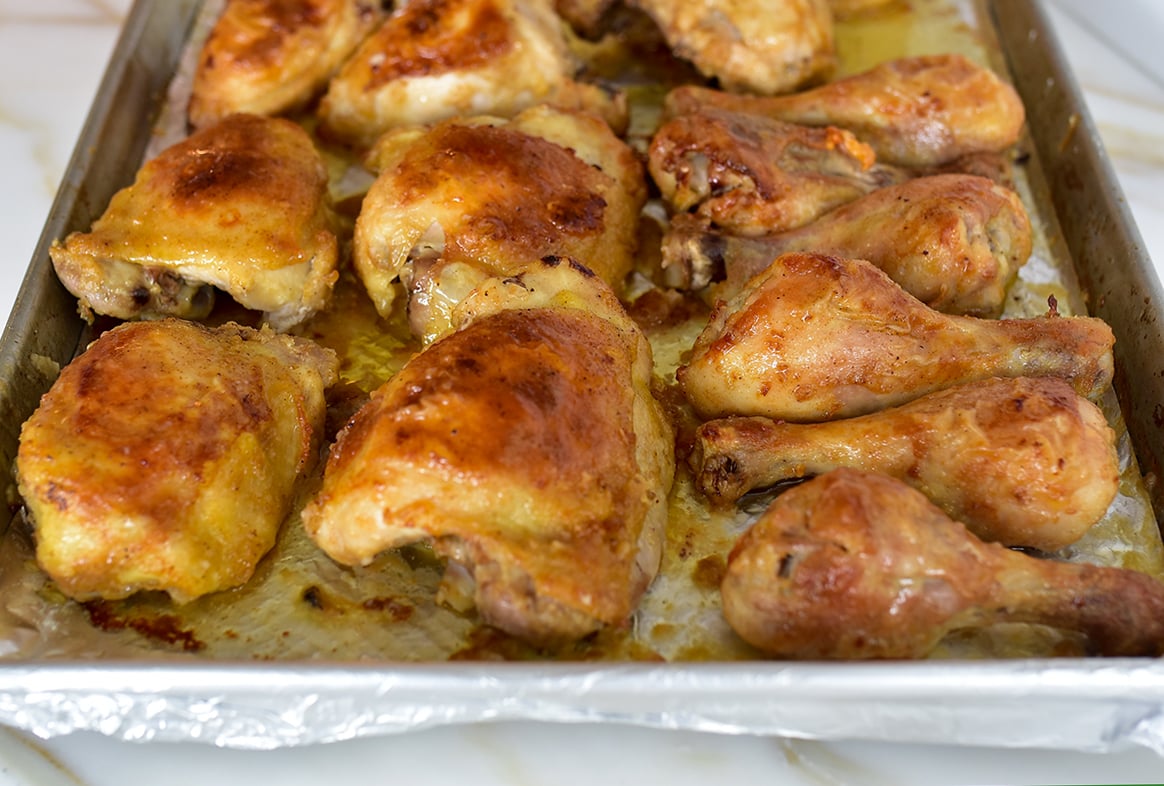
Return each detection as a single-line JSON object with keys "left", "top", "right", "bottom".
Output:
{"left": 2, "top": 662, "right": 1164, "bottom": 752}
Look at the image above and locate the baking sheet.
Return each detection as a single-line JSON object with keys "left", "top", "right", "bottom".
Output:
{"left": 2, "top": 0, "right": 1164, "bottom": 752}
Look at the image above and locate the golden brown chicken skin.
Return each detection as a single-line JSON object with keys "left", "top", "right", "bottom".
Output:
{"left": 302, "top": 259, "right": 674, "bottom": 644}
{"left": 629, "top": 0, "right": 835, "bottom": 95}
{"left": 355, "top": 104, "right": 646, "bottom": 341}
{"left": 49, "top": 114, "right": 340, "bottom": 330}
{"left": 16, "top": 319, "right": 338, "bottom": 604}
{"left": 664, "top": 54, "right": 1026, "bottom": 167}
{"left": 188, "top": 0, "right": 384, "bottom": 129}
{"left": 722, "top": 469, "right": 1164, "bottom": 659}
{"left": 648, "top": 106, "right": 906, "bottom": 237}
{"left": 692, "top": 376, "right": 1120, "bottom": 551}
{"left": 317, "top": 0, "right": 623, "bottom": 149}
{"left": 678, "top": 252, "right": 1114, "bottom": 422}
{"left": 663, "top": 173, "right": 1032, "bottom": 317}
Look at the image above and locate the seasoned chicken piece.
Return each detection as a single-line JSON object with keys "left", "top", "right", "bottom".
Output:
{"left": 629, "top": 0, "right": 835, "bottom": 94}
{"left": 317, "top": 0, "right": 624, "bottom": 149}
{"left": 49, "top": 114, "right": 340, "bottom": 330}
{"left": 722, "top": 469, "right": 1164, "bottom": 659}
{"left": 648, "top": 106, "right": 906, "bottom": 236}
{"left": 664, "top": 54, "right": 1026, "bottom": 167}
{"left": 662, "top": 174, "right": 1032, "bottom": 317}
{"left": 302, "top": 259, "right": 675, "bottom": 644}
{"left": 188, "top": 0, "right": 384, "bottom": 129}
{"left": 15, "top": 319, "right": 338, "bottom": 604}
{"left": 355, "top": 104, "right": 646, "bottom": 342}
{"left": 678, "top": 252, "right": 1114, "bottom": 422}
{"left": 693, "top": 376, "right": 1119, "bottom": 551}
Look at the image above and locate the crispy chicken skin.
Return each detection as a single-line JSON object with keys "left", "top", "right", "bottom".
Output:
{"left": 16, "top": 319, "right": 338, "bottom": 604}
{"left": 188, "top": 0, "right": 384, "bottom": 129}
{"left": 663, "top": 174, "right": 1032, "bottom": 317}
{"left": 317, "top": 0, "right": 623, "bottom": 149}
{"left": 648, "top": 106, "right": 906, "bottom": 236}
{"left": 664, "top": 54, "right": 1026, "bottom": 167}
{"left": 49, "top": 114, "right": 340, "bottom": 331}
{"left": 692, "top": 376, "right": 1120, "bottom": 551}
{"left": 678, "top": 252, "right": 1114, "bottom": 422}
{"left": 355, "top": 104, "right": 646, "bottom": 341}
{"left": 629, "top": 0, "right": 835, "bottom": 95}
{"left": 302, "top": 259, "right": 675, "bottom": 643}
{"left": 722, "top": 469, "right": 1164, "bottom": 659}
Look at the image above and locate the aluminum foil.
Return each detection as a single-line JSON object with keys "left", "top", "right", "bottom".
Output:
{"left": 4, "top": 661, "right": 1164, "bottom": 751}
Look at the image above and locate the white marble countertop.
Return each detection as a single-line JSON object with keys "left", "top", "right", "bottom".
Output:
{"left": 3, "top": 1, "right": 1164, "bottom": 783}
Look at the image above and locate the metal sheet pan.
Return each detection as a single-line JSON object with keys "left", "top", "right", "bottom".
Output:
{"left": 3, "top": 0, "right": 1164, "bottom": 753}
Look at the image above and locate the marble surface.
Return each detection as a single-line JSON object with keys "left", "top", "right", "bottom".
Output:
{"left": 3, "top": 1, "right": 1164, "bottom": 783}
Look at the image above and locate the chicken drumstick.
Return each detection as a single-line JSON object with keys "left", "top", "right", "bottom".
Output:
{"left": 692, "top": 376, "right": 1120, "bottom": 551}
{"left": 722, "top": 468, "right": 1164, "bottom": 659}
{"left": 661, "top": 173, "right": 1032, "bottom": 318}
{"left": 664, "top": 54, "right": 1025, "bottom": 167}
{"left": 678, "top": 252, "right": 1114, "bottom": 422}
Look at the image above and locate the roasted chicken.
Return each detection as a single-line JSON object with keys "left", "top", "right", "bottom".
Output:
{"left": 49, "top": 113, "right": 340, "bottom": 330}
{"left": 664, "top": 54, "right": 1026, "bottom": 167}
{"left": 721, "top": 468, "right": 1164, "bottom": 659}
{"left": 661, "top": 173, "right": 1032, "bottom": 317}
{"left": 188, "top": 0, "right": 384, "bottom": 129}
{"left": 317, "top": 0, "right": 623, "bottom": 149}
{"left": 693, "top": 376, "right": 1119, "bottom": 551}
{"left": 648, "top": 106, "right": 906, "bottom": 236}
{"left": 354, "top": 104, "right": 646, "bottom": 342}
{"left": 301, "top": 259, "right": 675, "bottom": 644}
{"left": 629, "top": 0, "right": 835, "bottom": 94}
{"left": 678, "top": 252, "right": 1114, "bottom": 422}
{"left": 15, "top": 319, "right": 338, "bottom": 604}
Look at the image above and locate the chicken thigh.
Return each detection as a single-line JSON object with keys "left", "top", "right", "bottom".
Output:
{"left": 301, "top": 258, "right": 675, "bottom": 644}
{"left": 49, "top": 114, "right": 340, "bottom": 330}
{"left": 629, "top": 0, "right": 835, "bottom": 94}
{"left": 662, "top": 173, "right": 1032, "bottom": 317}
{"left": 678, "top": 252, "right": 1114, "bottom": 422}
{"left": 648, "top": 106, "right": 906, "bottom": 236}
{"left": 188, "top": 0, "right": 384, "bottom": 129}
{"left": 355, "top": 104, "right": 646, "bottom": 342}
{"left": 664, "top": 54, "right": 1026, "bottom": 167}
{"left": 317, "top": 0, "right": 623, "bottom": 149}
{"left": 692, "top": 376, "right": 1119, "bottom": 551}
{"left": 16, "top": 319, "right": 338, "bottom": 604}
{"left": 721, "top": 468, "right": 1164, "bottom": 659}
